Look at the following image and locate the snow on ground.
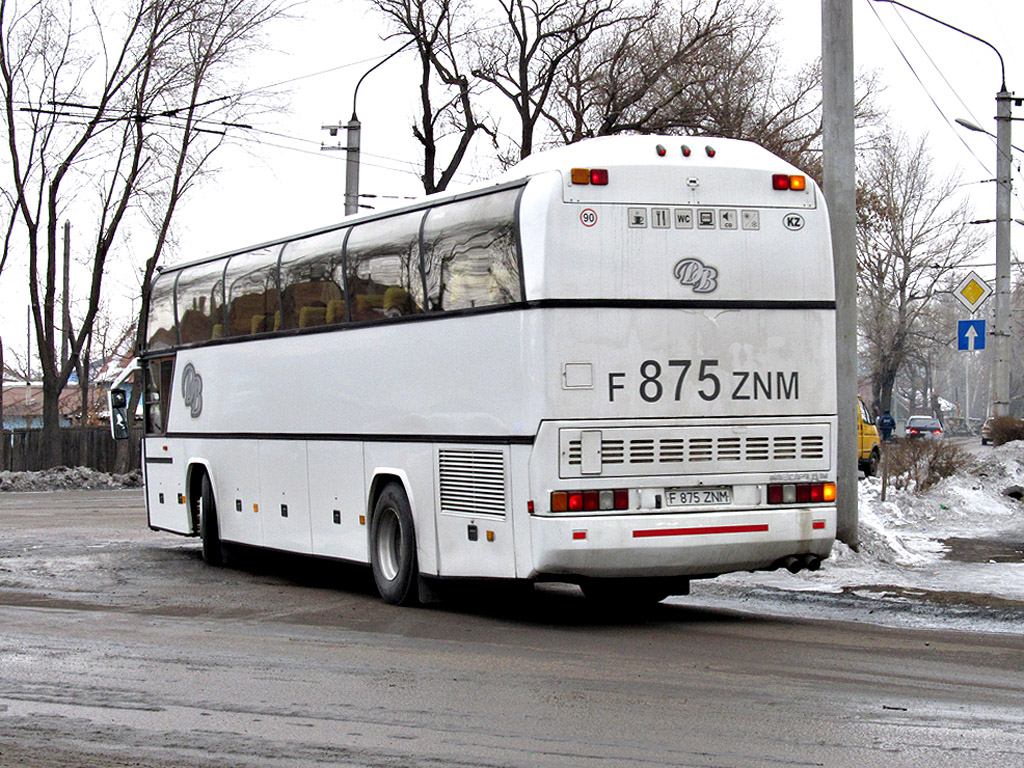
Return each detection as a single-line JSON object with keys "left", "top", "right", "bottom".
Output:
{"left": 747, "top": 441, "right": 1024, "bottom": 602}
{"left": 0, "top": 466, "right": 142, "bottom": 492}
{"left": 683, "top": 440, "right": 1024, "bottom": 634}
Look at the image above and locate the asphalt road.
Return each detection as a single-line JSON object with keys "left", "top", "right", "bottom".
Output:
{"left": 1, "top": 490, "right": 1023, "bottom": 768}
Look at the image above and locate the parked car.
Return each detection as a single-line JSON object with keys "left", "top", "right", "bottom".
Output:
{"left": 857, "top": 398, "right": 881, "bottom": 476}
{"left": 981, "top": 417, "right": 993, "bottom": 445}
{"left": 905, "top": 415, "right": 943, "bottom": 439}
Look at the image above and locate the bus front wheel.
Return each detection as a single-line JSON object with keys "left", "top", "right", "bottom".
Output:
{"left": 199, "top": 473, "right": 224, "bottom": 566}
{"left": 370, "top": 483, "right": 420, "bottom": 606}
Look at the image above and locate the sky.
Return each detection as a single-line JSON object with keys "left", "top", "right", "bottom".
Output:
{"left": 3, "top": 0, "right": 1024, "bottom": 365}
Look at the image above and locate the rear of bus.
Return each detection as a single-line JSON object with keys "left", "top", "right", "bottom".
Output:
{"left": 514, "top": 136, "right": 836, "bottom": 589}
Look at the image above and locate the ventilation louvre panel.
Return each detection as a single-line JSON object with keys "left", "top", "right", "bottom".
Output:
{"left": 560, "top": 423, "right": 831, "bottom": 478}
{"left": 438, "top": 449, "right": 507, "bottom": 516}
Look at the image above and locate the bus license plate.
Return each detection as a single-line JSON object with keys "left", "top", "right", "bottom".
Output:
{"left": 664, "top": 486, "right": 733, "bottom": 507}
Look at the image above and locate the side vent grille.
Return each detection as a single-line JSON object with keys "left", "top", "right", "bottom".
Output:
{"left": 438, "top": 449, "right": 507, "bottom": 516}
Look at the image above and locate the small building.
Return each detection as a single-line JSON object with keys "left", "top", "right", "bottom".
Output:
{"left": 2, "top": 382, "right": 109, "bottom": 430}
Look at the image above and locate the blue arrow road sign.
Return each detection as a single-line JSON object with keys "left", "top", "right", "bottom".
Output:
{"left": 958, "top": 319, "right": 986, "bottom": 351}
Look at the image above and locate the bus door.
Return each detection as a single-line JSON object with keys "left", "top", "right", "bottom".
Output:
{"left": 143, "top": 355, "right": 190, "bottom": 533}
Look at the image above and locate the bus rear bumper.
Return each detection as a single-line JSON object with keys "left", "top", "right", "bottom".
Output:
{"left": 528, "top": 507, "right": 836, "bottom": 580}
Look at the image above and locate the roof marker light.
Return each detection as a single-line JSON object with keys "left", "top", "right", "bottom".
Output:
{"left": 656, "top": 144, "right": 667, "bottom": 157}
{"left": 705, "top": 145, "right": 716, "bottom": 157}
{"left": 681, "top": 144, "right": 691, "bottom": 157}
{"left": 571, "top": 168, "right": 591, "bottom": 185}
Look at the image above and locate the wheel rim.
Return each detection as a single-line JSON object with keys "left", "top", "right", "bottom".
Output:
{"left": 376, "top": 508, "right": 402, "bottom": 582}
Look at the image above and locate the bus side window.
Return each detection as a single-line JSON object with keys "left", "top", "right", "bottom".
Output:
{"left": 144, "top": 358, "right": 174, "bottom": 435}
{"left": 422, "top": 189, "right": 521, "bottom": 312}
{"left": 345, "top": 212, "right": 425, "bottom": 322}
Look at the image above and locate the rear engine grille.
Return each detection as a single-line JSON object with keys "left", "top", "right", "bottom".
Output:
{"left": 560, "top": 423, "right": 831, "bottom": 478}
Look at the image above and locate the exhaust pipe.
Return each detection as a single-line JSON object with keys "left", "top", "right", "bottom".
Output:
{"left": 782, "top": 555, "right": 802, "bottom": 574}
{"left": 802, "top": 555, "right": 822, "bottom": 572}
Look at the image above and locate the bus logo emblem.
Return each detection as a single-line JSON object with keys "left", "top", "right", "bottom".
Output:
{"left": 673, "top": 258, "right": 719, "bottom": 293}
{"left": 181, "top": 363, "right": 203, "bottom": 418}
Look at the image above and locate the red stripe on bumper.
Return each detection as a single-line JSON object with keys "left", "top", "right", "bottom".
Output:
{"left": 633, "top": 523, "right": 769, "bottom": 538}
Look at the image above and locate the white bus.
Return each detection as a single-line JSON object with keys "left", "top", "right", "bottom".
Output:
{"left": 110, "top": 135, "right": 837, "bottom": 606}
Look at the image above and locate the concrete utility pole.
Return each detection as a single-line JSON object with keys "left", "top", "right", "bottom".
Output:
{"left": 822, "top": 0, "right": 858, "bottom": 548}
{"left": 321, "top": 43, "right": 408, "bottom": 217}
{"left": 992, "top": 89, "right": 1013, "bottom": 417}
{"left": 344, "top": 116, "right": 361, "bottom": 217}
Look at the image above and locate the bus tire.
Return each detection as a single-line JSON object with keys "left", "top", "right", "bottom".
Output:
{"left": 199, "top": 473, "right": 224, "bottom": 567}
{"left": 370, "top": 483, "right": 420, "bottom": 606}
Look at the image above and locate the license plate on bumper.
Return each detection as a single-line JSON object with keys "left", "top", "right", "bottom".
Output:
{"left": 664, "top": 486, "right": 733, "bottom": 507}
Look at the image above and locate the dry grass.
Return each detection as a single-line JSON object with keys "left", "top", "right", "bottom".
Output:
{"left": 883, "top": 439, "right": 972, "bottom": 493}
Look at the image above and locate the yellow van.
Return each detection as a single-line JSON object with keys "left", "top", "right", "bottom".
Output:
{"left": 857, "top": 398, "right": 881, "bottom": 477}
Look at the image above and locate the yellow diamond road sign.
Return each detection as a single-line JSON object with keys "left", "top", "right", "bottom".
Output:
{"left": 953, "top": 270, "right": 993, "bottom": 314}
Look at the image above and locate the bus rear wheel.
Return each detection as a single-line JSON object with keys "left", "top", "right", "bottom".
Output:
{"left": 199, "top": 473, "right": 224, "bottom": 566}
{"left": 370, "top": 483, "right": 420, "bottom": 606}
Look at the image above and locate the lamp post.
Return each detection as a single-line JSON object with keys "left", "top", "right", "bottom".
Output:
{"left": 957, "top": 108, "right": 1018, "bottom": 417}
{"left": 873, "top": 1, "right": 1016, "bottom": 418}
{"left": 321, "top": 43, "right": 410, "bottom": 216}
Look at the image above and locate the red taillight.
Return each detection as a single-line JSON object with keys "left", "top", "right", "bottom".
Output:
{"left": 551, "top": 488, "right": 630, "bottom": 512}
{"left": 773, "top": 173, "right": 806, "bottom": 191}
{"left": 590, "top": 168, "right": 608, "bottom": 185}
{"left": 767, "top": 482, "right": 836, "bottom": 505}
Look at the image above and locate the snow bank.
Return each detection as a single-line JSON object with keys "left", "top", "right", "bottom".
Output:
{"left": 0, "top": 466, "right": 142, "bottom": 492}
{"left": 720, "top": 441, "right": 1024, "bottom": 604}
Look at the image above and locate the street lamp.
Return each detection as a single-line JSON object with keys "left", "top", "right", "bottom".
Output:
{"left": 873, "top": 1, "right": 1016, "bottom": 417}
{"left": 321, "top": 43, "right": 410, "bottom": 216}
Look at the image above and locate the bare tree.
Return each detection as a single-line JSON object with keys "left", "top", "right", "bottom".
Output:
{"left": 1, "top": 0, "right": 287, "bottom": 467}
{"left": 545, "top": 0, "right": 770, "bottom": 143}
{"left": 473, "top": 0, "right": 639, "bottom": 161}
{"left": 857, "top": 131, "right": 988, "bottom": 417}
{"left": 368, "top": 0, "right": 493, "bottom": 194}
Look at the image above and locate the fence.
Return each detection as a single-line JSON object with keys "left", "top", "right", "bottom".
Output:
{"left": 1, "top": 426, "right": 143, "bottom": 473}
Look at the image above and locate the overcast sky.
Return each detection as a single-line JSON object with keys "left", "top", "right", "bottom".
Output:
{"left": 3, "top": 0, "right": 1023, "bottom": 364}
